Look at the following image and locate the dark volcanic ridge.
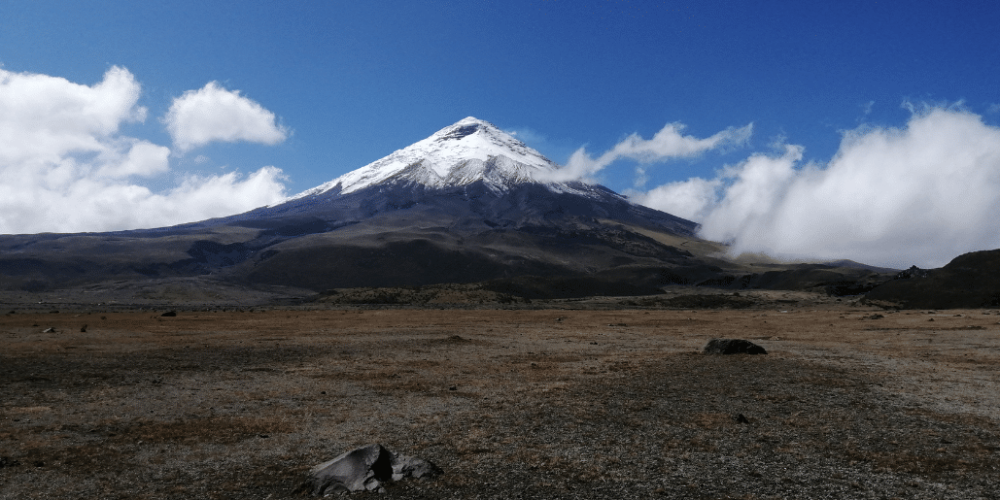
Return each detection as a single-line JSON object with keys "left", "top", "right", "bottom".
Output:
{"left": 863, "top": 249, "right": 1000, "bottom": 309}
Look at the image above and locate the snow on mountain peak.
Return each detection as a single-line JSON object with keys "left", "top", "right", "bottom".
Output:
{"left": 289, "top": 117, "right": 577, "bottom": 200}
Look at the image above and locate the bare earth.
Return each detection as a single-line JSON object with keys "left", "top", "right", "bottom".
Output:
{"left": 2, "top": 298, "right": 1000, "bottom": 499}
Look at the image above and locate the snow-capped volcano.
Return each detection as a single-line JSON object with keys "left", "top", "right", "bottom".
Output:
{"left": 243, "top": 116, "right": 695, "bottom": 237}
{"left": 290, "top": 117, "right": 582, "bottom": 199}
{"left": 0, "top": 116, "right": 718, "bottom": 293}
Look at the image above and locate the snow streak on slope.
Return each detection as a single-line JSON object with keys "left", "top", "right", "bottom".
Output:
{"left": 288, "top": 117, "right": 603, "bottom": 201}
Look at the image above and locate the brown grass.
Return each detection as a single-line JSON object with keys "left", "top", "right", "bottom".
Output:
{"left": 2, "top": 305, "right": 1000, "bottom": 498}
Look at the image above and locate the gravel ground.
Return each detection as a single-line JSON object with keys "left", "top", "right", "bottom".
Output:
{"left": 1, "top": 304, "right": 999, "bottom": 499}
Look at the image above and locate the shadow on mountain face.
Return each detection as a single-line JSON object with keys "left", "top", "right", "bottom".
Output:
{"left": 238, "top": 221, "right": 704, "bottom": 291}
{"left": 864, "top": 249, "right": 1000, "bottom": 309}
{"left": 0, "top": 258, "right": 92, "bottom": 292}
{"left": 732, "top": 266, "right": 891, "bottom": 296}
{"left": 0, "top": 220, "right": 901, "bottom": 301}
{"left": 479, "top": 263, "right": 896, "bottom": 301}
{"left": 244, "top": 238, "right": 561, "bottom": 290}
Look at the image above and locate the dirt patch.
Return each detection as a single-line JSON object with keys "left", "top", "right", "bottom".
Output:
{"left": 2, "top": 307, "right": 999, "bottom": 499}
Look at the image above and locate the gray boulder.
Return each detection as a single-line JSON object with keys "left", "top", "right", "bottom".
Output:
{"left": 703, "top": 338, "right": 767, "bottom": 355}
{"left": 301, "top": 444, "right": 441, "bottom": 495}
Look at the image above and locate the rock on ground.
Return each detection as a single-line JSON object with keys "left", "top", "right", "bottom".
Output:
{"left": 301, "top": 444, "right": 441, "bottom": 495}
{"left": 703, "top": 338, "right": 767, "bottom": 355}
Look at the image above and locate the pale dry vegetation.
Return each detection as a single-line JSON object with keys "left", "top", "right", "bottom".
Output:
{"left": 2, "top": 302, "right": 999, "bottom": 499}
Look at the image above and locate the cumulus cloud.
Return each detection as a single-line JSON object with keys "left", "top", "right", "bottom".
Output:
{"left": 43, "top": 167, "right": 288, "bottom": 233}
{"left": 628, "top": 177, "right": 721, "bottom": 222}
{"left": 542, "top": 122, "right": 752, "bottom": 182}
{"left": 96, "top": 140, "right": 171, "bottom": 178}
{"left": 0, "top": 67, "right": 288, "bottom": 234}
{"left": 165, "top": 81, "right": 288, "bottom": 152}
{"left": 632, "top": 107, "right": 1000, "bottom": 268}
{"left": 0, "top": 66, "right": 146, "bottom": 166}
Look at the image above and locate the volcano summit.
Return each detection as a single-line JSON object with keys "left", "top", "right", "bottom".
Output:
{"left": 294, "top": 116, "right": 566, "bottom": 196}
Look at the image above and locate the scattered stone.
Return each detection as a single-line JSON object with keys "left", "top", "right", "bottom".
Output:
{"left": 390, "top": 450, "right": 441, "bottom": 482}
{"left": 80, "top": 325, "right": 87, "bottom": 333}
{"left": 703, "top": 338, "right": 767, "bottom": 355}
{"left": 0, "top": 457, "right": 21, "bottom": 468}
{"left": 735, "top": 413, "right": 750, "bottom": 424}
{"left": 299, "top": 444, "right": 441, "bottom": 495}
{"left": 42, "top": 327, "right": 56, "bottom": 333}
{"left": 161, "top": 310, "right": 177, "bottom": 317}
{"left": 866, "top": 314, "right": 884, "bottom": 320}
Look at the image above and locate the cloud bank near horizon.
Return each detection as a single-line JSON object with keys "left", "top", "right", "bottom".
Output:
{"left": 632, "top": 106, "right": 1000, "bottom": 269}
{"left": 0, "top": 67, "right": 288, "bottom": 234}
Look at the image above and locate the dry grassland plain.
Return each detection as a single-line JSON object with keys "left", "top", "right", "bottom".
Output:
{"left": 2, "top": 301, "right": 1000, "bottom": 499}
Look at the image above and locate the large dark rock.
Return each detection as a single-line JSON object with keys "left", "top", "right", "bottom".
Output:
{"left": 301, "top": 444, "right": 441, "bottom": 495}
{"left": 703, "top": 338, "right": 767, "bottom": 355}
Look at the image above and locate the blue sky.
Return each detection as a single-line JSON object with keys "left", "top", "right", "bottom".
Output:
{"left": 2, "top": 0, "right": 1000, "bottom": 267}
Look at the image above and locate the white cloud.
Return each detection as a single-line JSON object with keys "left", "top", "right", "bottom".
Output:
{"left": 542, "top": 122, "right": 752, "bottom": 182}
{"left": 627, "top": 177, "right": 721, "bottom": 222}
{"left": 0, "top": 66, "right": 146, "bottom": 166}
{"left": 632, "top": 107, "right": 1000, "bottom": 268}
{"left": 165, "top": 81, "right": 288, "bottom": 152}
{"left": 96, "top": 140, "right": 171, "bottom": 178}
{"left": 0, "top": 67, "right": 288, "bottom": 234}
{"left": 70, "top": 167, "right": 288, "bottom": 232}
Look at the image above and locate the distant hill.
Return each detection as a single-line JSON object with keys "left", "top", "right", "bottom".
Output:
{"left": 821, "top": 260, "right": 900, "bottom": 274}
{"left": 864, "top": 249, "right": 1000, "bottom": 309}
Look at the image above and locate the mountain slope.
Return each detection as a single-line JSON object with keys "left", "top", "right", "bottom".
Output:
{"left": 0, "top": 117, "right": 720, "bottom": 293}
{"left": 210, "top": 118, "right": 702, "bottom": 289}
{"left": 221, "top": 117, "right": 695, "bottom": 235}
